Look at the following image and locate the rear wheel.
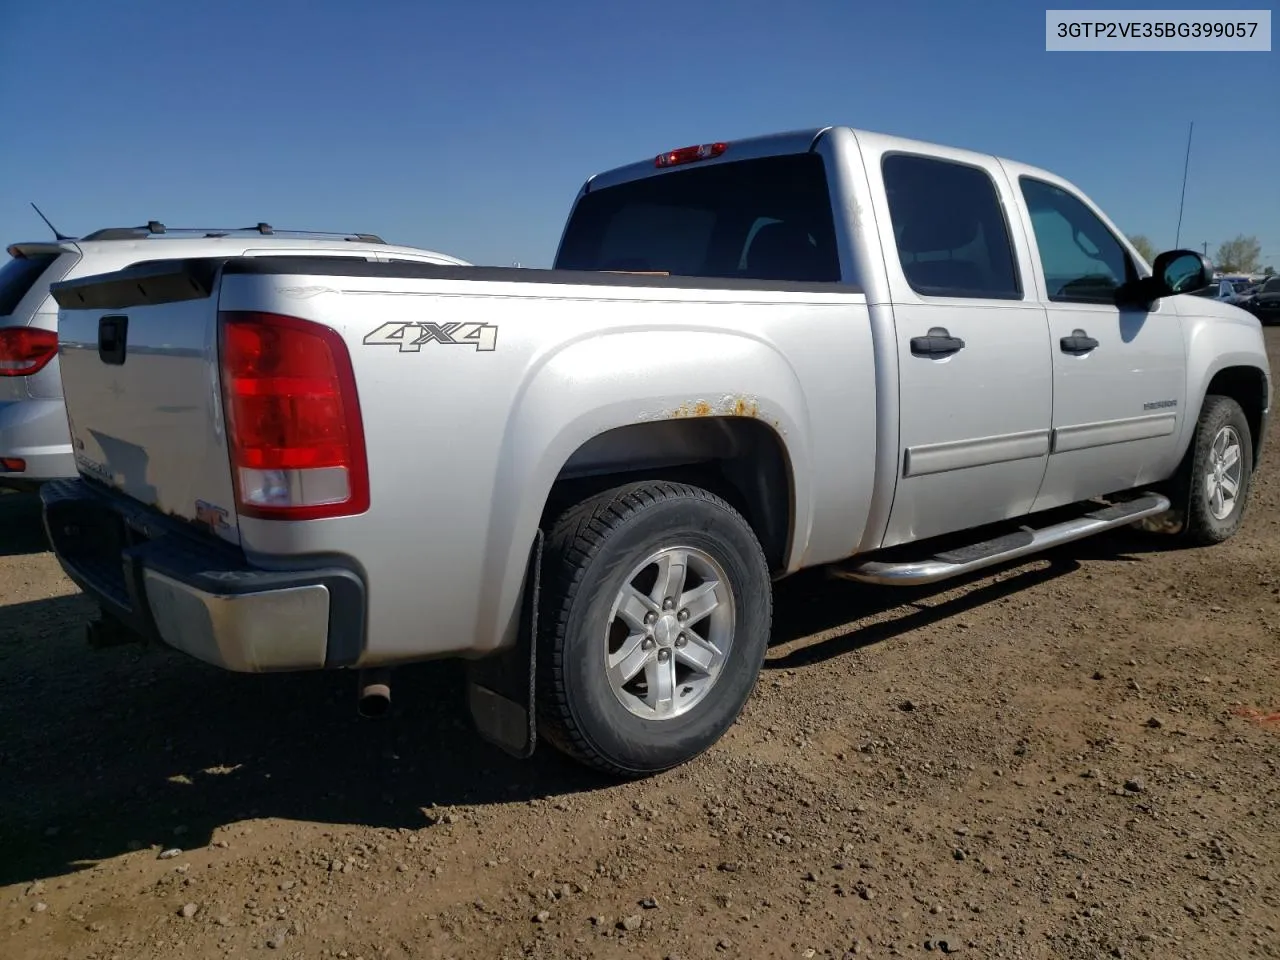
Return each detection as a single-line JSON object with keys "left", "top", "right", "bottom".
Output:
{"left": 536, "top": 481, "right": 772, "bottom": 777}
{"left": 1176, "top": 395, "right": 1254, "bottom": 545}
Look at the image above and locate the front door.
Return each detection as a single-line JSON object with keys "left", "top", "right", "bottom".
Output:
{"left": 872, "top": 150, "right": 1054, "bottom": 548}
{"left": 1012, "top": 174, "right": 1188, "bottom": 511}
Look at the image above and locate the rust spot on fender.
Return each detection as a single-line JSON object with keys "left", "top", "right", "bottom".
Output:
{"left": 665, "top": 400, "right": 713, "bottom": 418}
{"left": 659, "top": 394, "right": 760, "bottom": 420}
{"left": 636, "top": 394, "right": 779, "bottom": 427}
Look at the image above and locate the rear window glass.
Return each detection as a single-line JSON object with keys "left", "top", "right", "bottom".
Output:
{"left": 0, "top": 253, "right": 59, "bottom": 316}
{"left": 555, "top": 154, "right": 842, "bottom": 284}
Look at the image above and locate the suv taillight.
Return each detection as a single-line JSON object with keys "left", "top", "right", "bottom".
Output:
{"left": 0, "top": 328, "right": 58, "bottom": 377}
{"left": 218, "top": 311, "right": 370, "bottom": 521}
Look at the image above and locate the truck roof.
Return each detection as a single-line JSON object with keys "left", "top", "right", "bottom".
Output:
{"left": 582, "top": 125, "right": 1065, "bottom": 195}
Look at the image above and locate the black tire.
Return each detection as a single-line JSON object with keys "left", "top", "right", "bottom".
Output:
{"left": 1175, "top": 394, "right": 1254, "bottom": 545}
{"left": 536, "top": 481, "right": 772, "bottom": 777}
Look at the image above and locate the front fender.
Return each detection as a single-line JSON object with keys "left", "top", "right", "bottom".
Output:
{"left": 1178, "top": 305, "right": 1272, "bottom": 460}
{"left": 473, "top": 327, "right": 813, "bottom": 655}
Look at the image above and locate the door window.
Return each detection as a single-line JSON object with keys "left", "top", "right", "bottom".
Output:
{"left": 1019, "top": 177, "right": 1137, "bottom": 304}
{"left": 882, "top": 153, "right": 1022, "bottom": 300}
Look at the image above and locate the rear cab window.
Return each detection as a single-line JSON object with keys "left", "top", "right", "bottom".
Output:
{"left": 0, "top": 252, "right": 62, "bottom": 317}
{"left": 555, "top": 154, "right": 842, "bottom": 284}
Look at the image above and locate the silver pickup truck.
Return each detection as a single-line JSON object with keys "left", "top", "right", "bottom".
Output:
{"left": 42, "top": 126, "right": 1271, "bottom": 778}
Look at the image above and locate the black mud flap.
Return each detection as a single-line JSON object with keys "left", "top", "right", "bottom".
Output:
{"left": 465, "top": 529, "right": 542, "bottom": 759}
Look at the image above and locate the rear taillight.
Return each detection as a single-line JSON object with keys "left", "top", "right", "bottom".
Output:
{"left": 0, "top": 328, "right": 58, "bottom": 377}
{"left": 218, "top": 311, "right": 369, "bottom": 521}
{"left": 1, "top": 457, "right": 26, "bottom": 473}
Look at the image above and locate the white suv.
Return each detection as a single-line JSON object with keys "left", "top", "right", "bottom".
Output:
{"left": 0, "top": 222, "right": 470, "bottom": 489}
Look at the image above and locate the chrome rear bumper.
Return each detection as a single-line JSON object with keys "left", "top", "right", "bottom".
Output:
{"left": 40, "top": 477, "right": 366, "bottom": 672}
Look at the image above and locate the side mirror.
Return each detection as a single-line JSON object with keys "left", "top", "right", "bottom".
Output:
{"left": 1152, "top": 249, "right": 1213, "bottom": 297}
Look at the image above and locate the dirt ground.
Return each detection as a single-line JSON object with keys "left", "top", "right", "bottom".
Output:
{"left": 3, "top": 332, "right": 1279, "bottom": 960}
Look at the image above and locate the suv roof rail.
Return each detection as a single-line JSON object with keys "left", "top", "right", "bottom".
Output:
{"left": 77, "top": 222, "right": 386, "bottom": 243}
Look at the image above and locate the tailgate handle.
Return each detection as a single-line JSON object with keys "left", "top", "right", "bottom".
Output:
{"left": 98, "top": 315, "right": 129, "bottom": 365}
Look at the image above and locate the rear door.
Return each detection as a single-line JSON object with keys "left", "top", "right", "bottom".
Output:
{"left": 866, "top": 147, "right": 1053, "bottom": 548}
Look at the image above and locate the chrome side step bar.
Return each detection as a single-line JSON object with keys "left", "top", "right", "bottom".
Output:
{"left": 831, "top": 493, "right": 1172, "bottom": 587}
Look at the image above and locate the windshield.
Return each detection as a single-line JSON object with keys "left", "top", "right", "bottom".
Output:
{"left": 0, "top": 253, "right": 59, "bottom": 317}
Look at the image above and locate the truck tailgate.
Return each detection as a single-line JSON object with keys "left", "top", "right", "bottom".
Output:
{"left": 53, "top": 266, "right": 241, "bottom": 543}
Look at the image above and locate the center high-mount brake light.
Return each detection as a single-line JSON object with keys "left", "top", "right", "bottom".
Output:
{"left": 0, "top": 328, "right": 58, "bottom": 377}
{"left": 655, "top": 141, "right": 728, "bottom": 168}
{"left": 218, "top": 311, "right": 370, "bottom": 521}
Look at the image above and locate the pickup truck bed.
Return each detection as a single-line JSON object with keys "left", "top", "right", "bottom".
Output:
{"left": 44, "top": 125, "right": 1270, "bottom": 777}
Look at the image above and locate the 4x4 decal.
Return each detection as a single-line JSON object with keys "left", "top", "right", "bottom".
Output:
{"left": 363, "top": 321, "right": 498, "bottom": 353}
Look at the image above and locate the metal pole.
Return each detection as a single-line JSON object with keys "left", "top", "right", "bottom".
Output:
{"left": 1175, "top": 121, "right": 1193, "bottom": 248}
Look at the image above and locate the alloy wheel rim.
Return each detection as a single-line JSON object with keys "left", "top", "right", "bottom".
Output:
{"left": 603, "top": 545, "right": 736, "bottom": 721}
{"left": 1204, "top": 425, "right": 1244, "bottom": 521}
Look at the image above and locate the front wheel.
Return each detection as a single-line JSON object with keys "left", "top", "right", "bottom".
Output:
{"left": 536, "top": 481, "right": 772, "bottom": 777}
{"left": 1177, "top": 394, "right": 1255, "bottom": 545}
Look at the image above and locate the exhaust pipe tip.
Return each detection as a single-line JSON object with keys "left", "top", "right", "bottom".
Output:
{"left": 356, "top": 669, "right": 392, "bottom": 719}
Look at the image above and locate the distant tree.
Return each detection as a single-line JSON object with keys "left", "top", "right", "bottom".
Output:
{"left": 1127, "top": 234, "right": 1156, "bottom": 263}
{"left": 1264, "top": 266, "right": 1276, "bottom": 278}
{"left": 1215, "top": 235, "right": 1263, "bottom": 273}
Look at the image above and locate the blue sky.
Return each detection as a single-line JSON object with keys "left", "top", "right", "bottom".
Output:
{"left": 2, "top": 0, "right": 1276, "bottom": 268}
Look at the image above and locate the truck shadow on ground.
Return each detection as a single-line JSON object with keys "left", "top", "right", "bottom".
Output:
{"left": 0, "top": 526, "right": 1181, "bottom": 888}
{"left": 764, "top": 524, "right": 1185, "bottom": 670}
{"left": 0, "top": 491, "right": 49, "bottom": 558}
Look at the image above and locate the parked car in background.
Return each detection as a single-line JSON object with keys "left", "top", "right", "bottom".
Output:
{"left": 0, "top": 223, "right": 469, "bottom": 490}
{"left": 1197, "top": 275, "right": 1262, "bottom": 303}
{"left": 1194, "top": 279, "right": 1243, "bottom": 302}
{"left": 40, "top": 125, "right": 1272, "bottom": 777}
{"left": 1239, "top": 276, "right": 1280, "bottom": 325}
{"left": 1222, "top": 279, "right": 1258, "bottom": 305}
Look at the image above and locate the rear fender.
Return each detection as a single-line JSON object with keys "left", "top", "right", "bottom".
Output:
{"left": 474, "top": 329, "right": 812, "bottom": 656}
